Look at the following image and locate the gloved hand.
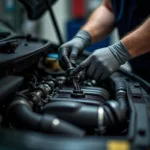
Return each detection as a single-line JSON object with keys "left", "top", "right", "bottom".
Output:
{"left": 70, "top": 41, "right": 131, "bottom": 81}
{"left": 59, "top": 30, "right": 91, "bottom": 70}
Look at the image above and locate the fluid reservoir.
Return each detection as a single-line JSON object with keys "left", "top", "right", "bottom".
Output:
{"left": 45, "top": 53, "right": 62, "bottom": 71}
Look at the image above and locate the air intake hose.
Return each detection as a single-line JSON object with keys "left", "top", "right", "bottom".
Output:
{"left": 7, "top": 95, "right": 85, "bottom": 137}
{"left": 42, "top": 101, "right": 98, "bottom": 129}
{"left": 103, "top": 76, "right": 128, "bottom": 126}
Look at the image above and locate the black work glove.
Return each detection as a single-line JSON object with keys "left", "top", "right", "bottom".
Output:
{"left": 59, "top": 30, "right": 91, "bottom": 70}
{"left": 71, "top": 41, "right": 131, "bottom": 81}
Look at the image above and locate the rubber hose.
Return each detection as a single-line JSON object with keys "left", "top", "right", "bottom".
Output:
{"left": 42, "top": 101, "right": 98, "bottom": 129}
{"left": 7, "top": 96, "right": 85, "bottom": 137}
{"left": 103, "top": 76, "right": 128, "bottom": 126}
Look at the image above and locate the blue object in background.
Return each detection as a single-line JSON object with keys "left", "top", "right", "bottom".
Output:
{"left": 48, "top": 53, "right": 59, "bottom": 59}
{"left": 5, "top": 0, "right": 15, "bottom": 12}
{"left": 66, "top": 19, "right": 110, "bottom": 52}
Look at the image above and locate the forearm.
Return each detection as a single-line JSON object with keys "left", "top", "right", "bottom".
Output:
{"left": 122, "top": 17, "right": 150, "bottom": 58}
{"left": 82, "top": 0, "right": 115, "bottom": 43}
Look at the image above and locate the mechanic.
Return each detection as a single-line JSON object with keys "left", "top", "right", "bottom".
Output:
{"left": 59, "top": 0, "right": 150, "bottom": 81}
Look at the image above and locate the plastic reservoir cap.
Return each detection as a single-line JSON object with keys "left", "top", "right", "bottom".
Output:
{"left": 48, "top": 54, "right": 58, "bottom": 59}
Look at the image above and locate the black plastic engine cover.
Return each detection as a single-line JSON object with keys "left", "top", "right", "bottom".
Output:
{"left": 51, "top": 86, "right": 110, "bottom": 106}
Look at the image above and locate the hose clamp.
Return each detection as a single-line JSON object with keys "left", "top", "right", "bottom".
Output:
{"left": 116, "top": 90, "right": 126, "bottom": 94}
{"left": 98, "top": 107, "right": 104, "bottom": 127}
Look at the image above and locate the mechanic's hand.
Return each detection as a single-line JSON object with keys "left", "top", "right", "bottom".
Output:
{"left": 71, "top": 41, "right": 131, "bottom": 81}
{"left": 59, "top": 30, "right": 91, "bottom": 70}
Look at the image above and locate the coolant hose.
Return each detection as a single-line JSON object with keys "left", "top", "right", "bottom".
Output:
{"left": 7, "top": 95, "right": 85, "bottom": 137}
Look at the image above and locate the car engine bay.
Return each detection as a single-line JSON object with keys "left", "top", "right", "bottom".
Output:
{"left": 0, "top": 0, "right": 149, "bottom": 149}
{"left": 0, "top": 35, "right": 149, "bottom": 149}
{"left": 6, "top": 71, "right": 129, "bottom": 136}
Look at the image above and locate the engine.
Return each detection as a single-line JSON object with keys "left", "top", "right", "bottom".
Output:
{"left": 5, "top": 72, "right": 128, "bottom": 136}
{"left": 0, "top": 68, "right": 138, "bottom": 137}
{"left": 0, "top": 33, "right": 149, "bottom": 149}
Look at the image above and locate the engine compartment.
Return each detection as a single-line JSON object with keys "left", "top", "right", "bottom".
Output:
{"left": 0, "top": 0, "right": 149, "bottom": 148}
{"left": 5, "top": 72, "right": 129, "bottom": 136}
{"left": 0, "top": 35, "right": 149, "bottom": 149}
{"left": 0, "top": 68, "right": 147, "bottom": 138}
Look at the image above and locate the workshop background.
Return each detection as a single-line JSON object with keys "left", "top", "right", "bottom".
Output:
{"left": 0, "top": 0, "right": 118, "bottom": 44}
{"left": 0, "top": 0, "right": 129, "bottom": 69}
